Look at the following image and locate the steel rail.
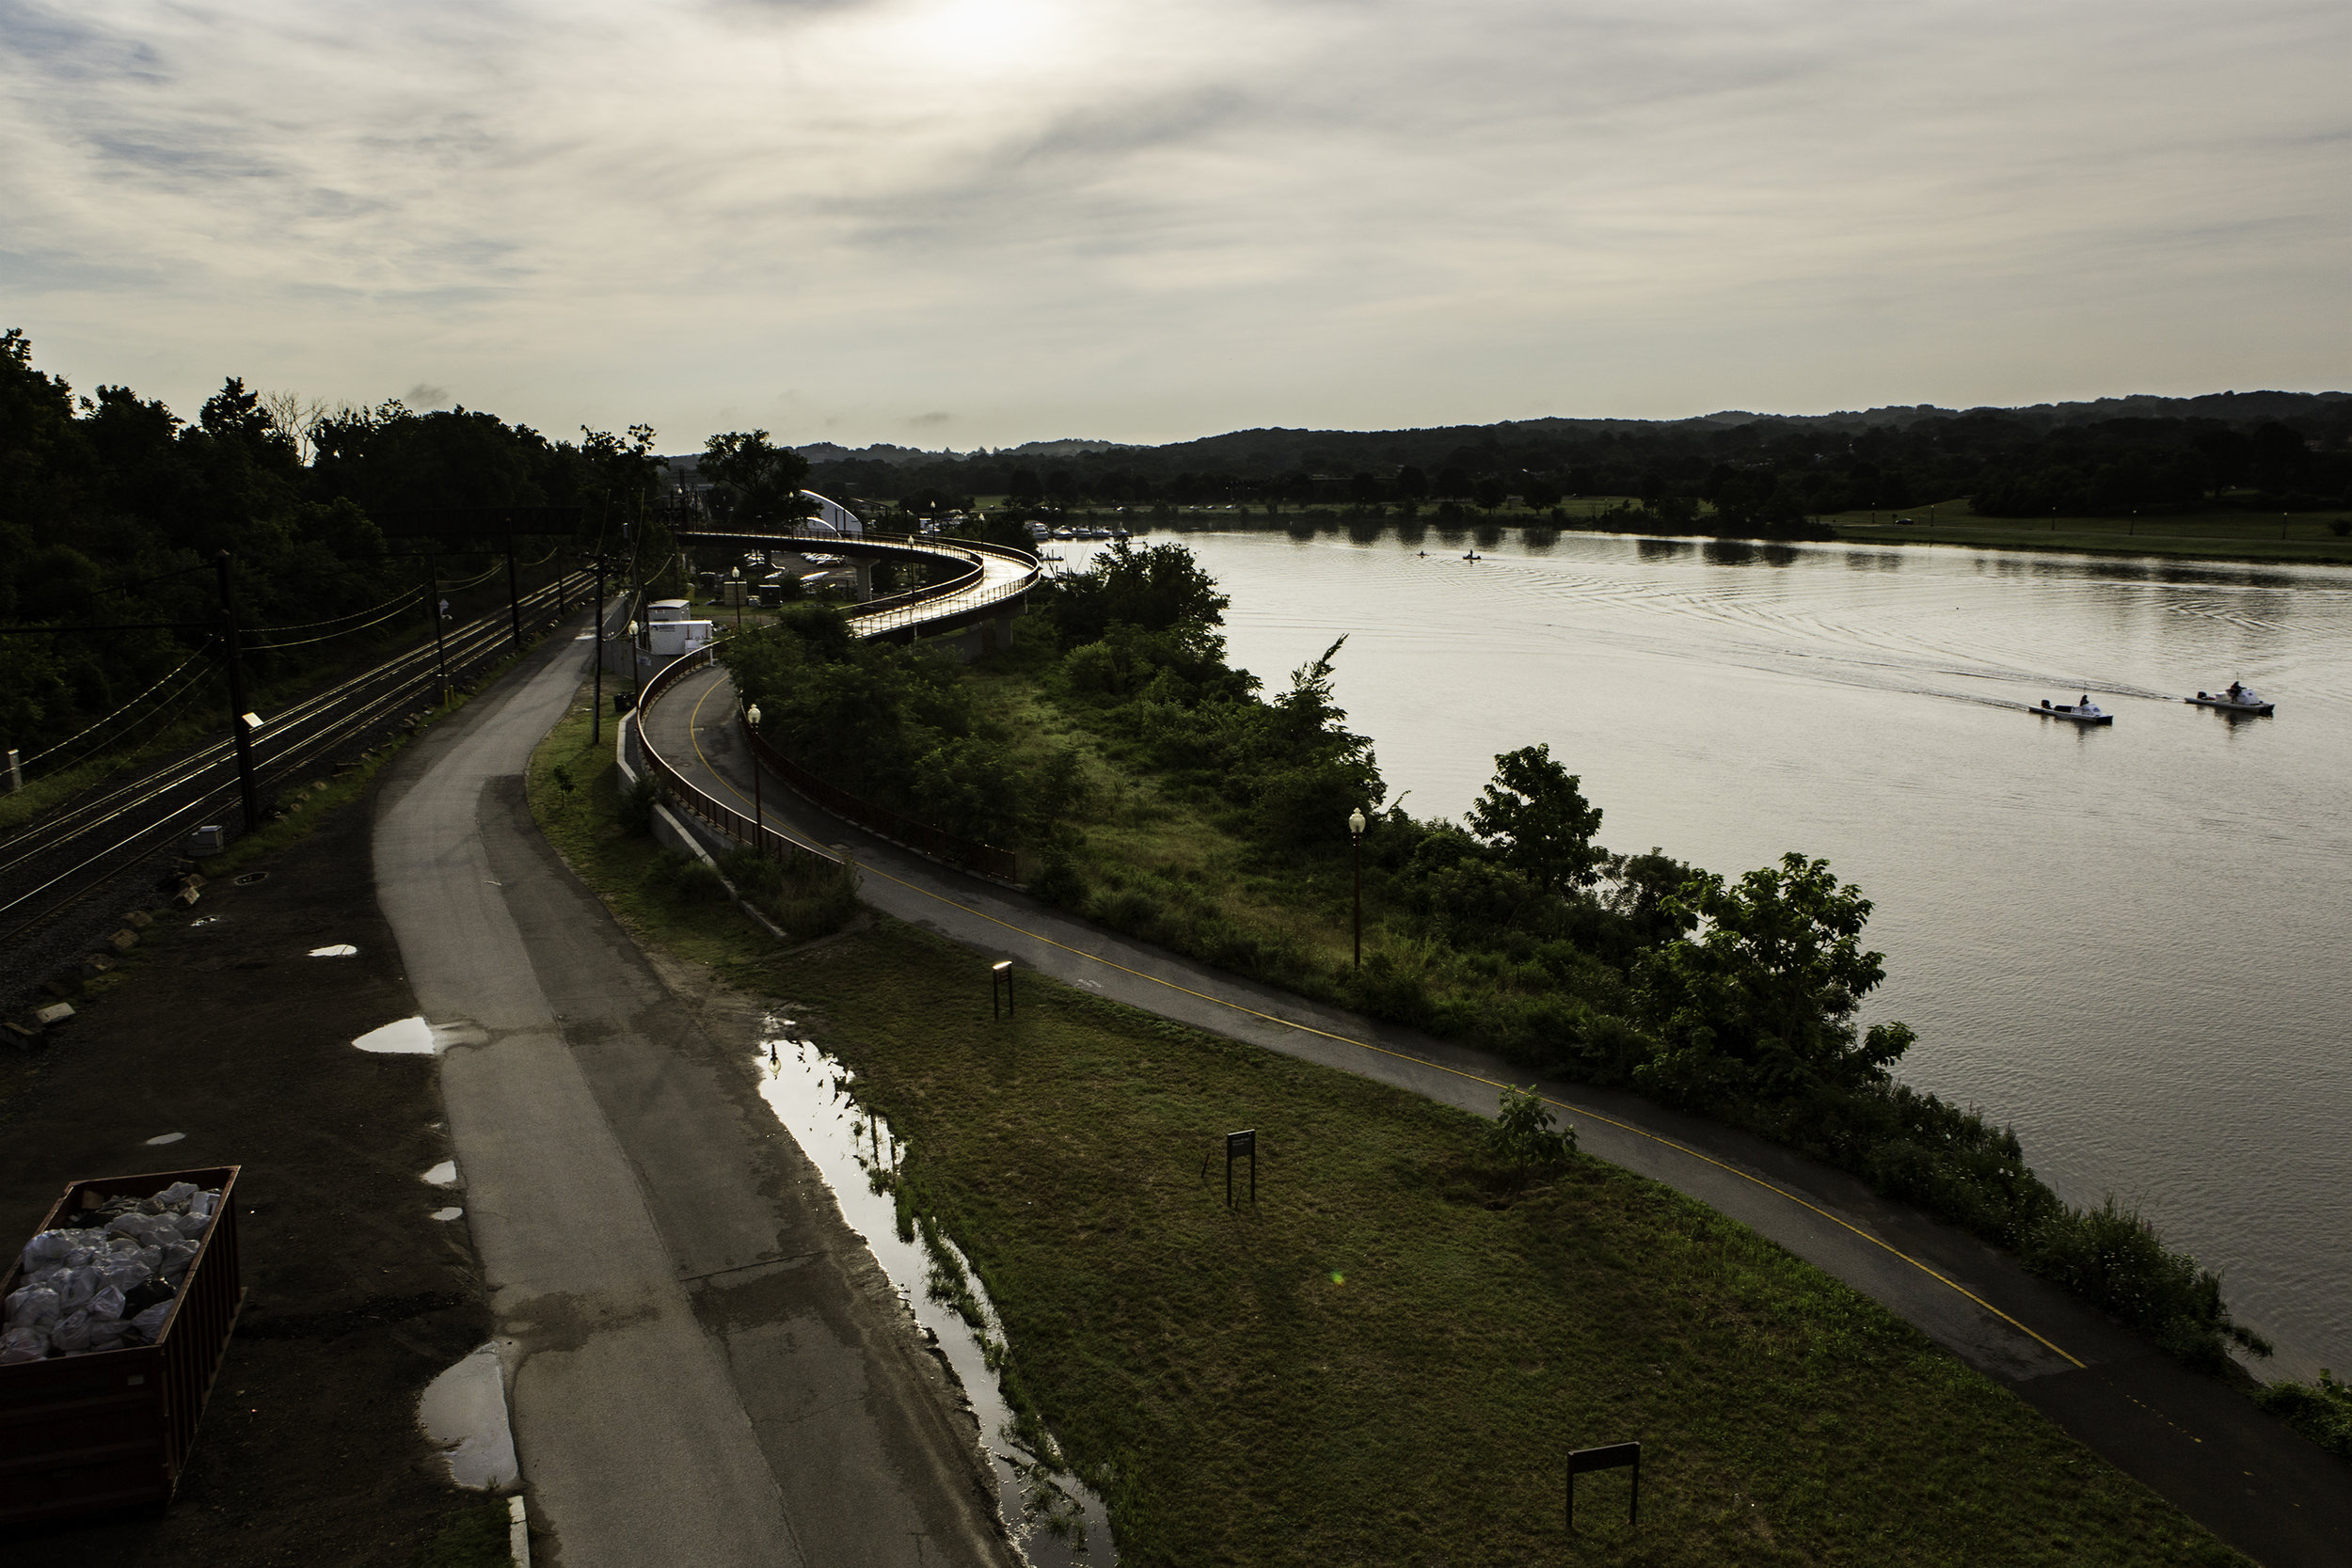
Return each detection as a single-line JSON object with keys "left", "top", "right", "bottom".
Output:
{"left": 0, "top": 573, "right": 583, "bottom": 870}
{"left": 0, "top": 575, "right": 585, "bottom": 941}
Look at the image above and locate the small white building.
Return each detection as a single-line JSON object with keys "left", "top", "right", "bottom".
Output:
{"left": 647, "top": 617, "right": 712, "bottom": 658}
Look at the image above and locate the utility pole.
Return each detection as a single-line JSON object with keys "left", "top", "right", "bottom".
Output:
{"left": 630, "top": 551, "right": 648, "bottom": 713}
{"left": 505, "top": 532, "right": 523, "bottom": 649}
{"left": 215, "top": 551, "right": 262, "bottom": 834}
{"left": 425, "top": 552, "right": 451, "bottom": 706}
{"left": 591, "top": 557, "right": 607, "bottom": 744}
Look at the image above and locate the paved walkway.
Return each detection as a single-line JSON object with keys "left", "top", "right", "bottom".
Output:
{"left": 648, "top": 659, "right": 2352, "bottom": 1567}
{"left": 374, "top": 626, "right": 1012, "bottom": 1568}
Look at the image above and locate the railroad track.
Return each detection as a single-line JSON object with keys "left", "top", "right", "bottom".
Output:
{"left": 0, "top": 574, "right": 591, "bottom": 991}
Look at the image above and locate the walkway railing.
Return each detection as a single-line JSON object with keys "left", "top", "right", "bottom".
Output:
{"left": 632, "top": 531, "right": 1039, "bottom": 879}
{"left": 743, "top": 723, "right": 1019, "bottom": 880}
{"left": 632, "top": 646, "right": 843, "bottom": 872}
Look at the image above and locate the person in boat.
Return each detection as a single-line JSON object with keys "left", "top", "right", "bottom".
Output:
{"left": 2078, "top": 694, "right": 2090, "bottom": 709}
{"left": 2228, "top": 681, "right": 2245, "bottom": 702}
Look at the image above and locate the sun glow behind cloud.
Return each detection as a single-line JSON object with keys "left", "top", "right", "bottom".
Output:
{"left": 0, "top": 0, "right": 2344, "bottom": 445}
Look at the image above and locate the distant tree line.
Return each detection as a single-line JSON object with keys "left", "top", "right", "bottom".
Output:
{"left": 0, "top": 330, "right": 663, "bottom": 768}
{"left": 803, "top": 395, "right": 2352, "bottom": 530}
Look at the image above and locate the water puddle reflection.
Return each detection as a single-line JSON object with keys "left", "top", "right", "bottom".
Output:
{"left": 354, "top": 1016, "right": 436, "bottom": 1054}
{"left": 754, "top": 1019, "right": 1114, "bottom": 1565}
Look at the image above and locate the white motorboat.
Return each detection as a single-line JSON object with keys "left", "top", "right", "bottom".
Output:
{"left": 2033, "top": 698, "right": 2112, "bottom": 726}
{"left": 2186, "top": 685, "right": 2274, "bottom": 716}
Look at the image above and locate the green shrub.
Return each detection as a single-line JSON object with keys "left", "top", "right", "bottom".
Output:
{"left": 1487, "top": 1085, "right": 1576, "bottom": 1175}
{"left": 617, "top": 771, "right": 662, "bottom": 835}
{"left": 670, "top": 855, "right": 729, "bottom": 905}
{"left": 2256, "top": 1369, "right": 2352, "bottom": 1459}
{"left": 407, "top": 1500, "right": 512, "bottom": 1568}
{"left": 766, "top": 853, "right": 861, "bottom": 939}
{"left": 2022, "top": 1197, "right": 2267, "bottom": 1369}
{"left": 1031, "top": 854, "right": 1089, "bottom": 910}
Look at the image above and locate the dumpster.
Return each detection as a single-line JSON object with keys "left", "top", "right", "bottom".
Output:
{"left": 0, "top": 1166, "right": 243, "bottom": 1526}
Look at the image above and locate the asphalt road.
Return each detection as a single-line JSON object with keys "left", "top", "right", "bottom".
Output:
{"left": 650, "top": 658, "right": 2352, "bottom": 1568}
{"left": 373, "top": 624, "right": 1012, "bottom": 1568}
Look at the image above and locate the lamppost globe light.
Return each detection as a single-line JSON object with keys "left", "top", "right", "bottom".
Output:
{"left": 1346, "top": 806, "right": 1366, "bottom": 968}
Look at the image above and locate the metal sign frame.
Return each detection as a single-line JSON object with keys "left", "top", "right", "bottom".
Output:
{"left": 1566, "top": 1440, "right": 1640, "bottom": 1529}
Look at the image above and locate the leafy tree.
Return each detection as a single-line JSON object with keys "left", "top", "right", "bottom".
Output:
{"left": 1394, "top": 465, "right": 1429, "bottom": 501}
{"left": 1043, "top": 539, "right": 1228, "bottom": 642}
{"left": 1471, "top": 476, "right": 1509, "bottom": 512}
{"left": 1434, "top": 465, "right": 1471, "bottom": 499}
{"left": 1465, "top": 744, "right": 1605, "bottom": 896}
{"left": 1006, "top": 467, "right": 1044, "bottom": 503}
{"left": 1633, "top": 852, "right": 1914, "bottom": 1104}
{"left": 701, "top": 429, "right": 811, "bottom": 528}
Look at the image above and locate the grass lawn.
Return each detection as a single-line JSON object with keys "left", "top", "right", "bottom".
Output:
{"left": 1827, "top": 501, "right": 2352, "bottom": 565}
{"left": 526, "top": 685, "right": 2243, "bottom": 1567}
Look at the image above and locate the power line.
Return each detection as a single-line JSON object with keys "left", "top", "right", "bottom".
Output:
{"left": 11, "top": 641, "right": 219, "bottom": 774}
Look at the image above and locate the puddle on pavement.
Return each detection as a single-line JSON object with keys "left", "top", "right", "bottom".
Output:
{"left": 354, "top": 1017, "right": 436, "bottom": 1054}
{"left": 755, "top": 1021, "right": 1114, "bottom": 1565}
{"left": 422, "top": 1161, "right": 459, "bottom": 1186}
{"left": 310, "top": 943, "right": 358, "bottom": 958}
{"left": 419, "top": 1341, "right": 516, "bottom": 1490}
{"left": 430, "top": 1206, "right": 464, "bottom": 1222}
{"left": 145, "top": 1132, "right": 185, "bottom": 1146}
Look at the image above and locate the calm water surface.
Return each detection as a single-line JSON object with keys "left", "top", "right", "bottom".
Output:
{"left": 1115, "top": 527, "right": 2351, "bottom": 1380}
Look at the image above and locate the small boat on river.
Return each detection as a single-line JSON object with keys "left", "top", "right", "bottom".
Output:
{"left": 2187, "top": 684, "right": 2274, "bottom": 716}
{"left": 2033, "top": 697, "right": 2112, "bottom": 726}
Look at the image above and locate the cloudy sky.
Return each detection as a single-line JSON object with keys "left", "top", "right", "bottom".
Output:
{"left": 3, "top": 0, "right": 2344, "bottom": 450}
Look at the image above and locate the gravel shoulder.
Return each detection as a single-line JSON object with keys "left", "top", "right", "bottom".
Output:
{"left": 0, "top": 784, "right": 500, "bottom": 1565}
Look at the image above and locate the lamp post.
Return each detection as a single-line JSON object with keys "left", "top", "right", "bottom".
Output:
{"left": 746, "top": 702, "right": 764, "bottom": 855}
{"left": 1348, "top": 806, "right": 1367, "bottom": 968}
{"left": 731, "top": 566, "right": 743, "bottom": 632}
{"left": 627, "top": 619, "right": 641, "bottom": 712}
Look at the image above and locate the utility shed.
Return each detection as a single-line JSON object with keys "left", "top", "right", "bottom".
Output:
{"left": 646, "top": 618, "right": 711, "bottom": 657}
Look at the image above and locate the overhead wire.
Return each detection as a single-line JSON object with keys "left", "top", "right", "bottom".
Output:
{"left": 96, "top": 561, "right": 217, "bottom": 599}
{"left": 11, "top": 641, "right": 220, "bottom": 776}
{"left": 244, "top": 594, "right": 431, "bottom": 652}
{"left": 246, "top": 578, "right": 426, "bottom": 635}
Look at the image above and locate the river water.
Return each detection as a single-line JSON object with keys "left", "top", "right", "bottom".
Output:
{"left": 1113, "top": 524, "right": 2351, "bottom": 1382}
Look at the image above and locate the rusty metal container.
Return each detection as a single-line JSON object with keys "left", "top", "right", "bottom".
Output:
{"left": 0, "top": 1165, "right": 243, "bottom": 1526}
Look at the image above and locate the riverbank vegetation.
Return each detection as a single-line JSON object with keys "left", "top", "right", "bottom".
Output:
{"left": 723, "top": 541, "right": 2275, "bottom": 1374}
{"left": 523, "top": 723, "right": 2245, "bottom": 1565}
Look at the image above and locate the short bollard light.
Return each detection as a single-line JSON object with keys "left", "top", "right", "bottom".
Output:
{"left": 992, "top": 959, "right": 1015, "bottom": 1020}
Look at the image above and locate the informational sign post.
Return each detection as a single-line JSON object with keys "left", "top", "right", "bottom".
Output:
{"left": 992, "top": 959, "right": 1014, "bottom": 1021}
{"left": 1226, "top": 1128, "right": 1256, "bottom": 1209}
{"left": 1566, "top": 1440, "right": 1641, "bottom": 1530}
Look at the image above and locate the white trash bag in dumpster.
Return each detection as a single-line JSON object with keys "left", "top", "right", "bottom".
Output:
{"left": 6, "top": 1186, "right": 224, "bottom": 1359}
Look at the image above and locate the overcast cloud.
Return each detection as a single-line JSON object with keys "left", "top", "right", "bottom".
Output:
{"left": 2, "top": 0, "right": 2344, "bottom": 447}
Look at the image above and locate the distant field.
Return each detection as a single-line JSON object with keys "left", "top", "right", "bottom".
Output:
{"left": 1828, "top": 502, "right": 2352, "bottom": 566}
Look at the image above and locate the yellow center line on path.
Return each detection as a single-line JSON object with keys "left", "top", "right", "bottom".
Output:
{"left": 682, "top": 674, "right": 2084, "bottom": 1370}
